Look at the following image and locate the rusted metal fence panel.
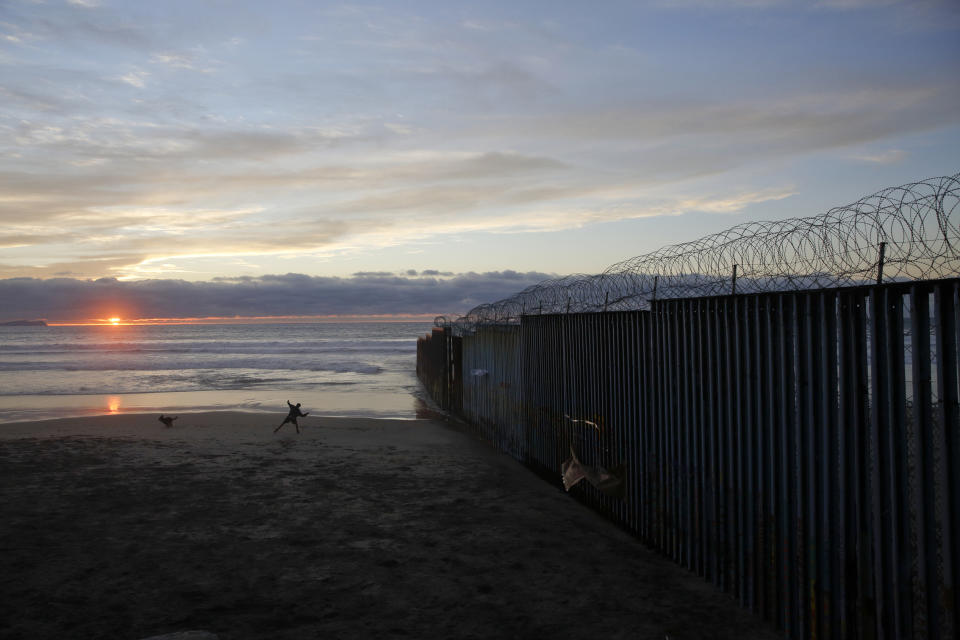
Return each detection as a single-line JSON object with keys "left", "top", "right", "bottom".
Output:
{"left": 417, "top": 278, "right": 960, "bottom": 639}
{"left": 416, "top": 326, "right": 460, "bottom": 411}
{"left": 520, "top": 314, "right": 563, "bottom": 479}
{"left": 460, "top": 325, "right": 524, "bottom": 460}
{"left": 517, "top": 311, "right": 650, "bottom": 525}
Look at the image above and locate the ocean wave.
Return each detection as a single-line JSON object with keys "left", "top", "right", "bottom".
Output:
{"left": 0, "top": 322, "right": 424, "bottom": 399}
{"left": 0, "top": 340, "right": 414, "bottom": 355}
{"left": 0, "top": 358, "right": 385, "bottom": 374}
{"left": 0, "top": 372, "right": 365, "bottom": 395}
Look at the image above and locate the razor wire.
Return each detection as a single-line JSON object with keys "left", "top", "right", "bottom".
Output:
{"left": 439, "top": 171, "right": 960, "bottom": 333}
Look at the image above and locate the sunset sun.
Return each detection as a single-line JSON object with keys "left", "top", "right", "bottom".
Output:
{"left": 109, "top": 317, "right": 121, "bottom": 325}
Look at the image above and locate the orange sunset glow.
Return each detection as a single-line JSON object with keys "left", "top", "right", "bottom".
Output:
{"left": 47, "top": 314, "right": 440, "bottom": 326}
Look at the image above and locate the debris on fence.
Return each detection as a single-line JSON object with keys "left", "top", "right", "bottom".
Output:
{"left": 561, "top": 446, "right": 625, "bottom": 498}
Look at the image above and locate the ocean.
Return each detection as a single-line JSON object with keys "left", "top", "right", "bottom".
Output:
{"left": 0, "top": 322, "right": 435, "bottom": 423}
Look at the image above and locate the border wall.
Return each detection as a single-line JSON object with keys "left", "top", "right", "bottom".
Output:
{"left": 417, "top": 278, "right": 960, "bottom": 640}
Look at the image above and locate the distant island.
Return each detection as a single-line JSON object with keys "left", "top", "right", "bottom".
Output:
{"left": 0, "top": 320, "right": 47, "bottom": 326}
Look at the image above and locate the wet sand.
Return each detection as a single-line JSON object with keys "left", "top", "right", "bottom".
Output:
{"left": 0, "top": 412, "right": 781, "bottom": 639}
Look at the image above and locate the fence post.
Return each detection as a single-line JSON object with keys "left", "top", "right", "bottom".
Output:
{"left": 732, "top": 265, "right": 738, "bottom": 296}
{"left": 877, "top": 242, "right": 887, "bottom": 285}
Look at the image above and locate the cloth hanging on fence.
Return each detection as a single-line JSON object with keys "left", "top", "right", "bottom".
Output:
{"left": 561, "top": 446, "right": 625, "bottom": 498}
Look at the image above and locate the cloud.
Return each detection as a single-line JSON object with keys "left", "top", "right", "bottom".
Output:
{"left": 150, "top": 50, "right": 220, "bottom": 73}
{"left": 674, "top": 188, "right": 796, "bottom": 214}
{"left": 117, "top": 70, "right": 149, "bottom": 88}
{"left": 0, "top": 271, "right": 556, "bottom": 322}
{"left": 7, "top": 118, "right": 319, "bottom": 164}
{"left": 0, "top": 162, "right": 798, "bottom": 281}
{"left": 473, "top": 85, "right": 959, "bottom": 148}
{"left": 0, "top": 146, "right": 583, "bottom": 279}
{"left": 649, "top": 0, "right": 916, "bottom": 9}
{"left": 814, "top": 0, "right": 902, "bottom": 9}
{"left": 850, "top": 149, "right": 908, "bottom": 164}
{"left": 24, "top": 13, "right": 152, "bottom": 50}
{"left": 1, "top": 1, "right": 957, "bottom": 286}
{"left": 647, "top": 0, "right": 787, "bottom": 8}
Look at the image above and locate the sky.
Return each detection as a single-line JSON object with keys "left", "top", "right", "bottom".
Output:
{"left": 1, "top": 0, "right": 958, "bottom": 321}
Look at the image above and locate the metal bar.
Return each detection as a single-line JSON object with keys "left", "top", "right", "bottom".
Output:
{"left": 934, "top": 282, "right": 959, "bottom": 638}
{"left": 529, "top": 317, "right": 540, "bottom": 471}
{"left": 705, "top": 296, "right": 720, "bottom": 586}
{"left": 721, "top": 296, "right": 734, "bottom": 592}
{"left": 624, "top": 312, "right": 637, "bottom": 528}
{"left": 869, "top": 285, "right": 891, "bottom": 639}
{"left": 655, "top": 301, "right": 667, "bottom": 547}
{"left": 802, "top": 292, "right": 818, "bottom": 638}
{"left": 678, "top": 303, "right": 689, "bottom": 562}
{"left": 690, "top": 299, "right": 700, "bottom": 574}
{"left": 821, "top": 290, "right": 840, "bottom": 640}
{"left": 836, "top": 291, "right": 854, "bottom": 638}
{"left": 571, "top": 312, "right": 582, "bottom": 493}
{"left": 742, "top": 294, "right": 755, "bottom": 610}
{"left": 696, "top": 299, "right": 708, "bottom": 578}
{"left": 763, "top": 294, "right": 781, "bottom": 626}
{"left": 731, "top": 297, "right": 749, "bottom": 606}
{"left": 852, "top": 288, "right": 876, "bottom": 640}
{"left": 563, "top": 316, "right": 570, "bottom": 468}
{"left": 886, "top": 289, "right": 911, "bottom": 638}
{"left": 909, "top": 284, "right": 933, "bottom": 638}
{"left": 637, "top": 310, "right": 647, "bottom": 535}
{"left": 877, "top": 242, "right": 887, "bottom": 285}
{"left": 793, "top": 293, "right": 808, "bottom": 638}
{"left": 753, "top": 294, "right": 767, "bottom": 618}
{"left": 670, "top": 301, "right": 680, "bottom": 558}
{"left": 593, "top": 312, "right": 604, "bottom": 511}
{"left": 779, "top": 293, "right": 798, "bottom": 636}
{"left": 642, "top": 307, "right": 654, "bottom": 539}
{"left": 682, "top": 298, "right": 694, "bottom": 569}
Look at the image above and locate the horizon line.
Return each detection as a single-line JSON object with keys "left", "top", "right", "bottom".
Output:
{"left": 41, "top": 313, "right": 445, "bottom": 327}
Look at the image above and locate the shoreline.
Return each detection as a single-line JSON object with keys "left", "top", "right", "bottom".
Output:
{"left": 0, "top": 406, "right": 431, "bottom": 427}
{"left": 0, "top": 409, "right": 451, "bottom": 437}
{"left": 0, "top": 412, "right": 780, "bottom": 639}
{"left": 0, "top": 386, "right": 432, "bottom": 425}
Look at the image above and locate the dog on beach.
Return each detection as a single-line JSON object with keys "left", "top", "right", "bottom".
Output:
{"left": 158, "top": 414, "right": 178, "bottom": 428}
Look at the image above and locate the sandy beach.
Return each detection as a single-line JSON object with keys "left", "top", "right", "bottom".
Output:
{"left": 0, "top": 412, "right": 780, "bottom": 640}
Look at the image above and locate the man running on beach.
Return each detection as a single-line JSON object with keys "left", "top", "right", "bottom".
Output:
{"left": 274, "top": 400, "right": 309, "bottom": 434}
